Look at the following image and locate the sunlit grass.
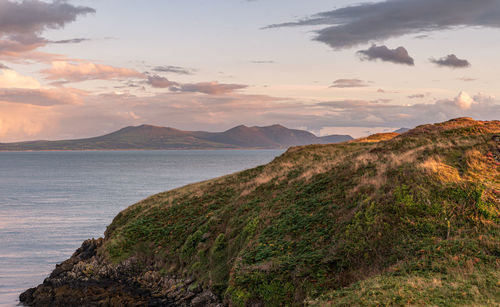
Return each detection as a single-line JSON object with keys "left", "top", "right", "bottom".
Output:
{"left": 100, "top": 118, "right": 499, "bottom": 305}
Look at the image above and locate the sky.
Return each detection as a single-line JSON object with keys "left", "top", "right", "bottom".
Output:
{"left": 0, "top": 0, "right": 499, "bottom": 141}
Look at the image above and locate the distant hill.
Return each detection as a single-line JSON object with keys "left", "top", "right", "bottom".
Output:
{"left": 394, "top": 127, "right": 411, "bottom": 134}
{"left": 0, "top": 124, "right": 353, "bottom": 151}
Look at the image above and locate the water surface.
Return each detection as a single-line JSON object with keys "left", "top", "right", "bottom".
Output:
{"left": 0, "top": 150, "right": 283, "bottom": 306}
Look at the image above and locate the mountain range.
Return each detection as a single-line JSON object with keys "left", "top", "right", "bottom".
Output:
{"left": 0, "top": 124, "right": 353, "bottom": 151}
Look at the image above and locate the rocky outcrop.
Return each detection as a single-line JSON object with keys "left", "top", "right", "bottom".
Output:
{"left": 19, "top": 239, "right": 222, "bottom": 307}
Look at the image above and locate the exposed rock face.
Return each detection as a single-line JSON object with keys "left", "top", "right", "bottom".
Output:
{"left": 19, "top": 239, "right": 222, "bottom": 307}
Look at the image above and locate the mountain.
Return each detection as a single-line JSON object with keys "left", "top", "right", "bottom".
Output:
{"left": 394, "top": 127, "right": 411, "bottom": 134}
{"left": 0, "top": 124, "right": 353, "bottom": 151}
{"left": 20, "top": 118, "right": 499, "bottom": 306}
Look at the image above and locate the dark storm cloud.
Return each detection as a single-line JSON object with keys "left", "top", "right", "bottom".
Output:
{"left": 430, "top": 54, "right": 471, "bottom": 68}
{"left": 265, "top": 0, "right": 500, "bottom": 49}
{"left": 358, "top": 45, "right": 414, "bottom": 65}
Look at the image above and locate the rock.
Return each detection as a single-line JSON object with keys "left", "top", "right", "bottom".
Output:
{"left": 19, "top": 239, "right": 223, "bottom": 306}
{"left": 190, "top": 291, "right": 221, "bottom": 307}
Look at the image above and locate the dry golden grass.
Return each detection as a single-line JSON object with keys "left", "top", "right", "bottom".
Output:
{"left": 464, "top": 149, "right": 500, "bottom": 189}
{"left": 349, "top": 132, "right": 400, "bottom": 143}
{"left": 420, "top": 157, "right": 462, "bottom": 183}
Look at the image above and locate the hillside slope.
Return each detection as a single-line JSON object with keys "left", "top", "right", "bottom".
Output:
{"left": 195, "top": 124, "right": 351, "bottom": 148}
{"left": 0, "top": 124, "right": 352, "bottom": 151}
{"left": 21, "top": 118, "right": 499, "bottom": 306}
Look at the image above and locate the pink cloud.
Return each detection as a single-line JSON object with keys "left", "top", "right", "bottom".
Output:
{"left": 42, "top": 61, "right": 145, "bottom": 83}
{"left": 454, "top": 91, "right": 474, "bottom": 110}
{"left": 0, "top": 103, "right": 58, "bottom": 140}
{"left": 0, "top": 69, "right": 40, "bottom": 89}
{"left": 1, "top": 89, "right": 498, "bottom": 143}
{"left": 0, "top": 34, "right": 46, "bottom": 57}
{"left": 0, "top": 87, "right": 85, "bottom": 106}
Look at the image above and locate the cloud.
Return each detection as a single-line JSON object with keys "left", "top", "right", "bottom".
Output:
{"left": 152, "top": 65, "right": 194, "bottom": 75}
{"left": 330, "top": 79, "right": 369, "bottom": 88}
{"left": 145, "top": 76, "right": 247, "bottom": 95}
{"left": 408, "top": 93, "right": 427, "bottom": 99}
{"left": 0, "top": 33, "right": 47, "bottom": 57}
{"left": 301, "top": 91, "right": 498, "bottom": 130}
{"left": 42, "top": 61, "right": 144, "bottom": 83}
{"left": 0, "top": 0, "right": 94, "bottom": 58}
{"left": 430, "top": 54, "right": 471, "bottom": 68}
{"left": 0, "top": 87, "right": 85, "bottom": 106}
{"left": 146, "top": 75, "right": 178, "bottom": 88}
{"left": 1, "top": 88, "right": 498, "bottom": 142}
{"left": 0, "top": 103, "right": 58, "bottom": 140}
{"left": 0, "top": 69, "right": 40, "bottom": 89}
{"left": 358, "top": 45, "right": 414, "bottom": 65}
{"left": 50, "top": 38, "right": 90, "bottom": 44}
{"left": 458, "top": 77, "right": 477, "bottom": 82}
{"left": 454, "top": 91, "right": 475, "bottom": 110}
{"left": 473, "top": 92, "right": 496, "bottom": 104}
{"left": 0, "top": 1, "right": 95, "bottom": 35}
{"left": 0, "top": 91, "right": 290, "bottom": 141}
{"left": 265, "top": 0, "right": 500, "bottom": 49}
{"left": 318, "top": 99, "right": 392, "bottom": 109}
{"left": 170, "top": 81, "right": 248, "bottom": 95}
{"left": 377, "top": 88, "right": 399, "bottom": 94}
{"left": 0, "top": 63, "right": 10, "bottom": 70}
{"left": 251, "top": 60, "right": 275, "bottom": 64}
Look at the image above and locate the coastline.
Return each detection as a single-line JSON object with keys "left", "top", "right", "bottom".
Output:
{"left": 0, "top": 150, "right": 283, "bottom": 307}
{"left": 19, "top": 239, "right": 223, "bottom": 307}
{"left": 0, "top": 148, "right": 287, "bottom": 152}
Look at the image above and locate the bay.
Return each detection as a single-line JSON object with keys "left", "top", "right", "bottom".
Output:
{"left": 0, "top": 150, "right": 283, "bottom": 306}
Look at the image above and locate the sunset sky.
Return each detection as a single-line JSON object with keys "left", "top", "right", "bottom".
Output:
{"left": 0, "top": 0, "right": 499, "bottom": 141}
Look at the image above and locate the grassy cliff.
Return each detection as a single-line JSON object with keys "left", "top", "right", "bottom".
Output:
{"left": 100, "top": 118, "right": 499, "bottom": 306}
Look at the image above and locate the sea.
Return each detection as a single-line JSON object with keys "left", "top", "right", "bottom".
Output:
{"left": 0, "top": 150, "right": 283, "bottom": 307}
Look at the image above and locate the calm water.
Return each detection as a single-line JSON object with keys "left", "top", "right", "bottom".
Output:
{"left": 0, "top": 150, "right": 283, "bottom": 307}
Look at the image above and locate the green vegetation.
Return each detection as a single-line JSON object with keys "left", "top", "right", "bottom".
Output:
{"left": 100, "top": 118, "right": 499, "bottom": 306}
